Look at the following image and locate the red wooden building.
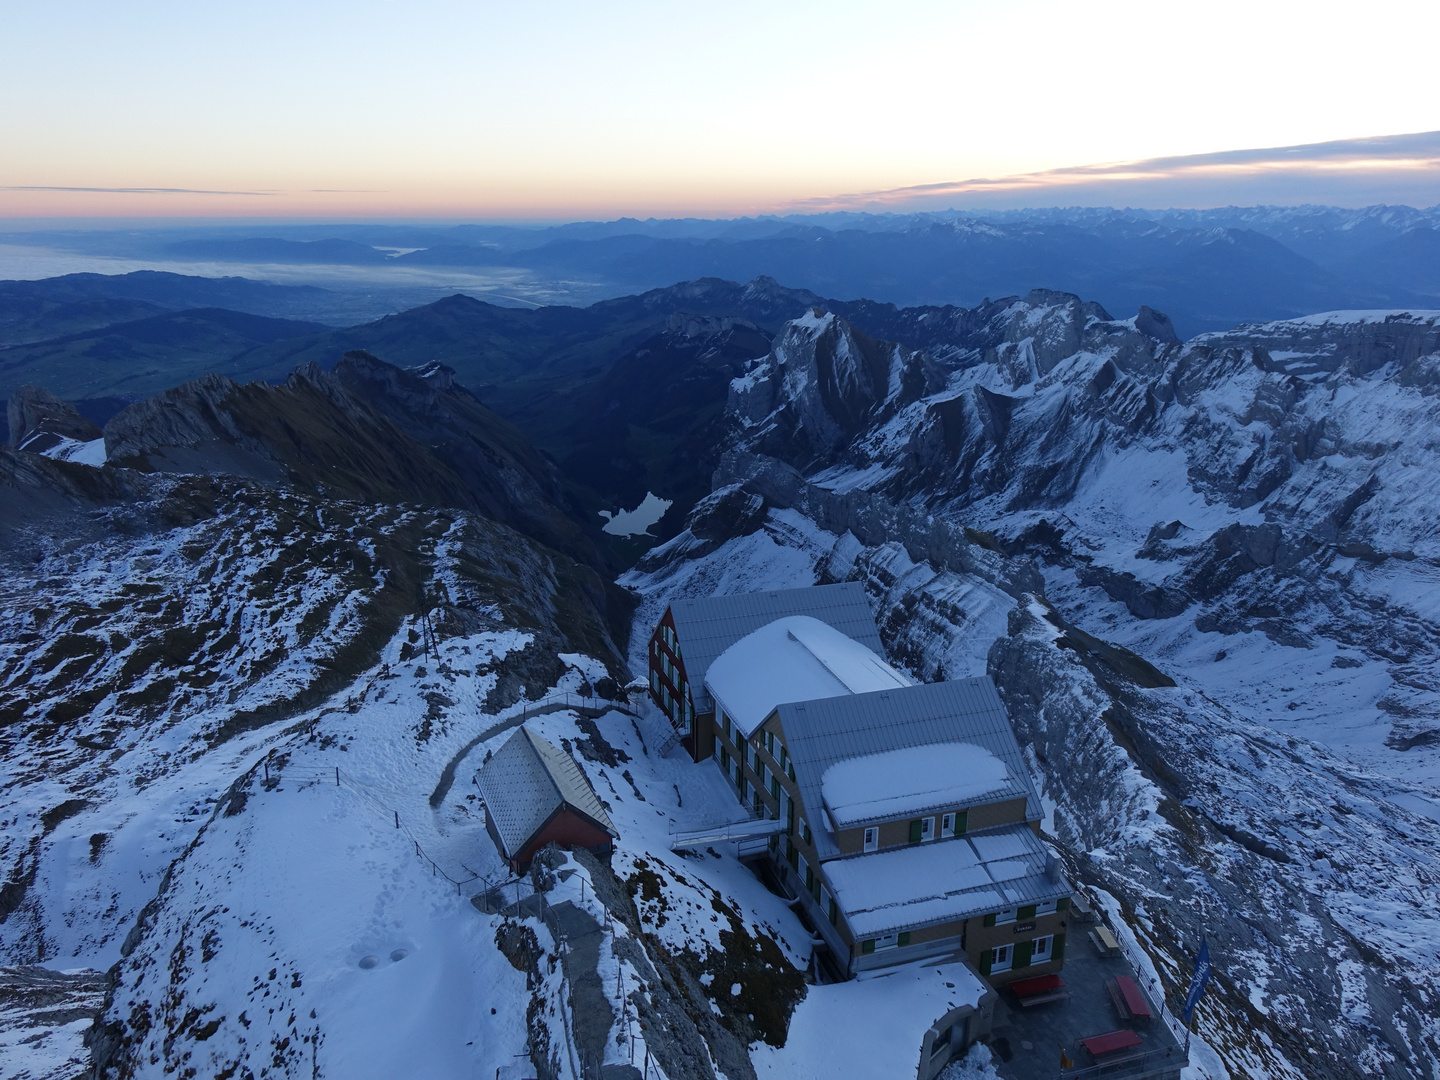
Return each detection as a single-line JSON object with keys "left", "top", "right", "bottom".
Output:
{"left": 475, "top": 728, "right": 618, "bottom": 873}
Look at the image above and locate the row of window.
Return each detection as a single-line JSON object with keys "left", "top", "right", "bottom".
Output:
{"left": 988, "top": 933, "right": 1057, "bottom": 973}
{"left": 984, "top": 899, "right": 1063, "bottom": 925}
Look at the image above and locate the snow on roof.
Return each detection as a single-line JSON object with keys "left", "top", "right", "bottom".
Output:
{"left": 704, "top": 615, "right": 912, "bottom": 737}
{"left": 823, "top": 824, "right": 1067, "bottom": 939}
{"left": 777, "top": 678, "right": 1041, "bottom": 861}
{"left": 821, "top": 743, "right": 1010, "bottom": 829}
{"left": 474, "top": 728, "right": 616, "bottom": 858}
{"left": 664, "top": 583, "right": 884, "bottom": 714}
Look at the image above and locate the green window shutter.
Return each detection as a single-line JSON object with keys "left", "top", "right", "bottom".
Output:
{"left": 810, "top": 878, "right": 821, "bottom": 901}
{"left": 909, "top": 820, "right": 922, "bottom": 844}
{"left": 828, "top": 899, "right": 838, "bottom": 925}
{"left": 983, "top": 912, "right": 997, "bottom": 928}
{"left": 862, "top": 939, "right": 875, "bottom": 955}
{"left": 1018, "top": 904, "right": 1037, "bottom": 920}
{"left": 978, "top": 950, "right": 992, "bottom": 975}
{"left": 1014, "top": 940, "right": 1033, "bottom": 969}
{"left": 898, "top": 931, "right": 911, "bottom": 947}
{"left": 1052, "top": 932, "right": 1066, "bottom": 962}
{"left": 787, "top": 845, "right": 799, "bottom": 870}
{"left": 955, "top": 810, "right": 968, "bottom": 834}
{"left": 787, "top": 762, "right": 795, "bottom": 781}
{"left": 720, "top": 747, "right": 729, "bottom": 769}
{"left": 1057, "top": 897, "right": 1070, "bottom": 912}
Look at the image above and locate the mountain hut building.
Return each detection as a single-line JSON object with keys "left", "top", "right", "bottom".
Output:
{"left": 475, "top": 727, "right": 618, "bottom": 873}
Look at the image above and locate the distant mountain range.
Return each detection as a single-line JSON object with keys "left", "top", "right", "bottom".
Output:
{"left": 12, "top": 203, "right": 1439, "bottom": 337}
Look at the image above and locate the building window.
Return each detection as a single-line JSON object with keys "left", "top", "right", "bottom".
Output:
{"left": 763, "top": 730, "right": 774, "bottom": 755}
{"left": 786, "top": 761, "right": 795, "bottom": 781}
{"left": 941, "top": 812, "right": 955, "bottom": 838}
{"left": 1036, "top": 899, "right": 1058, "bottom": 916}
{"left": 802, "top": 820, "right": 812, "bottom": 845}
{"left": 876, "top": 933, "right": 899, "bottom": 951}
{"left": 996, "top": 907, "right": 1017, "bottom": 925}
{"left": 734, "top": 728, "right": 745, "bottom": 752}
{"left": 863, "top": 827, "right": 878, "bottom": 852}
{"left": 827, "top": 897, "right": 839, "bottom": 926}
{"left": 770, "top": 775, "right": 781, "bottom": 800}
{"left": 722, "top": 711, "right": 730, "bottom": 738}
{"left": 757, "top": 762, "right": 768, "bottom": 790}
{"left": 991, "top": 944, "right": 1013, "bottom": 973}
{"left": 920, "top": 816, "right": 935, "bottom": 842}
{"left": 1032, "top": 935, "right": 1054, "bottom": 963}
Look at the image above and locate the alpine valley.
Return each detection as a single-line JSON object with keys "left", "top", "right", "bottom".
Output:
{"left": 1, "top": 266, "right": 1438, "bottom": 1080}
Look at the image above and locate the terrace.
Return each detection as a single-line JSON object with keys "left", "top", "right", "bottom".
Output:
{"left": 987, "top": 930, "right": 1187, "bottom": 1080}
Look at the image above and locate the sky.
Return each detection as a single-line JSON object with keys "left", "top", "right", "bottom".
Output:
{"left": 4, "top": 0, "right": 1440, "bottom": 219}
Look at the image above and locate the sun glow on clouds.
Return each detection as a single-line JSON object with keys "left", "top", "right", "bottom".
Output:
{"left": 2, "top": 0, "right": 1440, "bottom": 217}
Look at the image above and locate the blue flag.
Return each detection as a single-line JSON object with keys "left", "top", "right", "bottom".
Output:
{"left": 1183, "top": 938, "right": 1211, "bottom": 1024}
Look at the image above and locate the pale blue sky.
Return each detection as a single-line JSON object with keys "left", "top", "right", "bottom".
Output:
{"left": 3, "top": 0, "right": 1439, "bottom": 217}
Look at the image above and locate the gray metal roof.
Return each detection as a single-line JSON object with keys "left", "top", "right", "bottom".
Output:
{"left": 824, "top": 822, "right": 1070, "bottom": 938}
{"left": 475, "top": 727, "right": 617, "bottom": 858}
{"left": 777, "top": 678, "right": 1042, "bottom": 860}
{"left": 666, "top": 583, "right": 883, "bottom": 713}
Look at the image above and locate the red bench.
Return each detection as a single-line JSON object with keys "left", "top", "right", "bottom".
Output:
{"left": 1080, "top": 1030, "right": 1143, "bottom": 1059}
{"left": 1008, "top": 973, "right": 1069, "bottom": 1007}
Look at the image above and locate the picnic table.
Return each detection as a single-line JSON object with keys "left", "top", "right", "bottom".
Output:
{"left": 1089, "top": 924, "right": 1122, "bottom": 957}
{"left": 1107, "top": 975, "right": 1152, "bottom": 1020}
{"left": 1080, "top": 1029, "right": 1143, "bottom": 1059}
{"left": 1009, "top": 973, "right": 1069, "bottom": 1007}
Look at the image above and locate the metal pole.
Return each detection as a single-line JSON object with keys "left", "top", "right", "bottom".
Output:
{"left": 335, "top": 767, "right": 340, "bottom": 786}
{"left": 394, "top": 810, "right": 399, "bottom": 829}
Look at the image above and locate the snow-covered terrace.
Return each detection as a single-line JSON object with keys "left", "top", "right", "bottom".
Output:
{"left": 824, "top": 823, "right": 1067, "bottom": 939}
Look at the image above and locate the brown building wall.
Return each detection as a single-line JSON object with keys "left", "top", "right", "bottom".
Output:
{"left": 964, "top": 911, "right": 1069, "bottom": 983}
{"left": 966, "top": 797, "right": 1029, "bottom": 831}
{"left": 832, "top": 796, "right": 1029, "bottom": 854}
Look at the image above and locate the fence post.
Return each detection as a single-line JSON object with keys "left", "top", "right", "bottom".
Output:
{"left": 394, "top": 810, "right": 399, "bottom": 829}
{"left": 335, "top": 767, "right": 340, "bottom": 786}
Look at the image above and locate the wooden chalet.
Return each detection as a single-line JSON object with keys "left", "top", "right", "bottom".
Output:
{"left": 475, "top": 728, "right": 618, "bottom": 873}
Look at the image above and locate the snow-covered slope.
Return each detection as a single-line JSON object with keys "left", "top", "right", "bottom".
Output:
{"left": 2, "top": 372, "right": 988, "bottom": 1078}
{"left": 625, "top": 297, "right": 1440, "bottom": 1080}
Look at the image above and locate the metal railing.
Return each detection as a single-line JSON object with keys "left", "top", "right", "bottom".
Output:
{"left": 1060, "top": 1045, "right": 1186, "bottom": 1080}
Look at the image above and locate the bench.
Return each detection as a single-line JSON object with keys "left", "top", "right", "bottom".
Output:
{"left": 1080, "top": 1029, "right": 1143, "bottom": 1060}
{"left": 1106, "top": 975, "right": 1153, "bottom": 1021}
{"left": 1089, "top": 925, "right": 1122, "bottom": 957}
{"left": 1009, "top": 973, "right": 1069, "bottom": 1007}
{"left": 1069, "top": 891, "right": 1097, "bottom": 923}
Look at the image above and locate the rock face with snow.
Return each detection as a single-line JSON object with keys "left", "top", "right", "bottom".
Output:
{"left": 729, "top": 308, "right": 946, "bottom": 470}
{"left": 625, "top": 296, "right": 1440, "bottom": 1080}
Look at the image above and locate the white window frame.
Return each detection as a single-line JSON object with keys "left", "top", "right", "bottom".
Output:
{"left": 1035, "top": 899, "right": 1058, "bottom": 916}
{"left": 941, "top": 812, "right": 955, "bottom": 838}
{"left": 876, "top": 933, "right": 899, "bottom": 951}
{"left": 863, "top": 827, "right": 878, "bottom": 853}
{"left": 991, "top": 944, "right": 1013, "bottom": 972}
{"left": 1032, "top": 934, "right": 1054, "bottom": 963}
{"left": 996, "top": 907, "right": 1017, "bottom": 925}
{"left": 920, "top": 816, "right": 935, "bottom": 842}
